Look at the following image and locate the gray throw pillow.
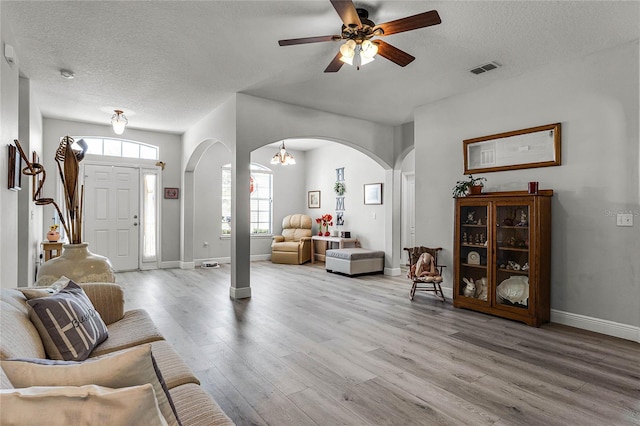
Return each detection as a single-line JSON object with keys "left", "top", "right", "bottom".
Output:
{"left": 26, "top": 280, "right": 108, "bottom": 361}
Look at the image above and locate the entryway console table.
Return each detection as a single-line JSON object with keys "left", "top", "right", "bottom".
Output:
{"left": 454, "top": 190, "right": 553, "bottom": 327}
{"left": 311, "top": 235, "right": 357, "bottom": 264}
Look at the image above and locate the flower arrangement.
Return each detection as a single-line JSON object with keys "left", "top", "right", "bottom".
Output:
{"left": 315, "top": 213, "right": 333, "bottom": 236}
{"left": 49, "top": 224, "right": 59, "bottom": 232}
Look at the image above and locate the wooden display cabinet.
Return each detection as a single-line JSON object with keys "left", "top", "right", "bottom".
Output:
{"left": 454, "top": 190, "right": 553, "bottom": 326}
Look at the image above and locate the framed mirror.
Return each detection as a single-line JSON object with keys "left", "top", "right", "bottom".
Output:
{"left": 464, "top": 123, "right": 561, "bottom": 174}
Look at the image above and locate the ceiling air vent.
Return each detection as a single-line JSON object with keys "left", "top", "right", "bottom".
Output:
{"left": 470, "top": 61, "right": 501, "bottom": 75}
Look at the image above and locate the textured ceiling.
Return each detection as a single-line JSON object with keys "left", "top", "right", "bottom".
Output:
{"left": 4, "top": 1, "right": 639, "bottom": 135}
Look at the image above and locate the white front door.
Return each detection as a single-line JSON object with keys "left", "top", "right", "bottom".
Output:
{"left": 84, "top": 164, "right": 139, "bottom": 271}
{"left": 402, "top": 172, "right": 415, "bottom": 265}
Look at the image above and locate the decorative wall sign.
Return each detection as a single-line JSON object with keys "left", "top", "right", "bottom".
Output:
{"left": 308, "top": 190, "right": 320, "bottom": 208}
{"left": 7, "top": 144, "right": 21, "bottom": 191}
{"left": 463, "top": 123, "right": 561, "bottom": 174}
{"left": 164, "top": 187, "right": 179, "bottom": 199}
{"left": 336, "top": 196, "right": 345, "bottom": 211}
{"left": 336, "top": 212, "right": 344, "bottom": 226}
{"left": 336, "top": 167, "right": 344, "bottom": 182}
{"left": 364, "top": 183, "right": 382, "bottom": 205}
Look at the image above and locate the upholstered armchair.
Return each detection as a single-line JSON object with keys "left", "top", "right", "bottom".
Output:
{"left": 271, "top": 214, "right": 312, "bottom": 264}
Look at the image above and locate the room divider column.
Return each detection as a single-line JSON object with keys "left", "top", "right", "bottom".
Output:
{"left": 229, "top": 144, "right": 251, "bottom": 299}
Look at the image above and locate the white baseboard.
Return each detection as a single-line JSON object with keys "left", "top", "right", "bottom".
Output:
{"left": 160, "top": 261, "right": 180, "bottom": 269}
{"left": 442, "top": 286, "right": 454, "bottom": 300}
{"left": 229, "top": 286, "right": 251, "bottom": 299}
{"left": 551, "top": 309, "right": 640, "bottom": 343}
{"left": 193, "top": 255, "right": 270, "bottom": 267}
{"left": 384, "top": 267, "right": 402, "bottom": 276}
{"left": 251, "top": 254, "right": 271, "bottom": 261}
{"left": 180, "top": 261, "right": 195, "bottom": 270}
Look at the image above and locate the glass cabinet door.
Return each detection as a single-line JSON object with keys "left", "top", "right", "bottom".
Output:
{"left": 494, "top": 203, "right": 531, "bottom": 311}
{"left": 458, "top": 204, "right": 489, "bottom": 303}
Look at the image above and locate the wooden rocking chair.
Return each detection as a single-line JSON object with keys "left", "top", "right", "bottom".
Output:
{"left": 404, "top": 246, "right": 446, "bottom": 301}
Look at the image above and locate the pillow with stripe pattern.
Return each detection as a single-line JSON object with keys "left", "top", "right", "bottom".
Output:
{"left": 26, "top": 280, "right": 108, "bottom": 361}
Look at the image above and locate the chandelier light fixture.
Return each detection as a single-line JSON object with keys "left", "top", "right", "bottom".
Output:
{"left": 339, "top": 39, "right": 378, "bottom": 70}
{"left": 111, "top": 110, "right": 128, "bottom": 135}
{"left": 270, "top": 141, "right": 296, "bottom": 165}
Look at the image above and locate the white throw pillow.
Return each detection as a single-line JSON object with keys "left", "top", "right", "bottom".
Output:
{"left": 1, "top": 384, "right": 168, "bottom": 426}
{"left": 20, "top": 276, "right": 71, "bottom": 300}
{"left": 1, "top": 344, "right": 180, "bottom": 426}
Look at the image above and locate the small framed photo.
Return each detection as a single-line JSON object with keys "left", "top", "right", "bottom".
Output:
{"left": 308, "top": 190, "right": 320, "bottom": 208}
{"left": 364, "top": 183, "right": 382, "bottom": 205}
{"left": 164, "top": 187, "right": 179, "bottom": 199}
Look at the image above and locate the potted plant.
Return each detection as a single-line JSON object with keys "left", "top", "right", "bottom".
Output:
{"left": 452, "top": 175, "right": 487, "bottom": 198}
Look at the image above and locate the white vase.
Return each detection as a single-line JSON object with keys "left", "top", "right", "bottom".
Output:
{"left": 36, "top": 243, "right": 115, "bottom": 286}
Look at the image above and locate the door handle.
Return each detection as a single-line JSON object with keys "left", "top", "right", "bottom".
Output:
{"left": 133, "top": 223, "right": 138, "bottom": 226}
{"left": 133, "top": 215, "right": 138, "bottom": 219}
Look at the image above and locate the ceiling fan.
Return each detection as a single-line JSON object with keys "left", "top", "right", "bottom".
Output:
{"left": 278, "top": 0, "right": 441, "bottom": 72}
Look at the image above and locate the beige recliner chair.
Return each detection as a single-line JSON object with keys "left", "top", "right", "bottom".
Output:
{"left": 271, "top": 214, "right": 312, "bottom": 264}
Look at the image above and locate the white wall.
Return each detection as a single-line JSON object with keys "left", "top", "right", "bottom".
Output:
{"left": 42, "top": 118, "right": 183, "bottom": 263}
{"left": 1, "top": 6, "right": 20, "bottom": 288}
{"left": 414, "top": 41, "right": 640, "bottom": 330}
{"left": 305, "top": 143, "right": 386, "bottom": 251}
{"left": 191, "top": 143, "right": 307, "bottom": 262}
{"left": 17, "top": 76, "right": 43, "bottom": 286}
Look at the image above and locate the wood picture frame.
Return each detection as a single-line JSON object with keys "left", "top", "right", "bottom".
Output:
{"left": 164, "top": 187, "right": 179, "bottom": 199}
{"left": 308, "top": 190, "right": 320, "bottom": 208}
{"left": 364, "top": 183, "right": 382, "bottom": 205}
{"left": 463, "top": 123, "right": 561, "bottom": 174}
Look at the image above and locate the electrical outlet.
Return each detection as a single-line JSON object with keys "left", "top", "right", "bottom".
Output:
{"left": 616, "top": 213, "right": 633, "bottom": 227}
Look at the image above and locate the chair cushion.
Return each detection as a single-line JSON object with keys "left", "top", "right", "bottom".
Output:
{"left": 90, "top": 309, "right": 164, "bottom": 357}
{"left": 272, "top": 241, "right": 301, "bottom": 253}
{"left": 280, "top": 214, "right": 312, "bottom": 242}
{"left": 415, "top": 275, "right": 443, "bottom": 283}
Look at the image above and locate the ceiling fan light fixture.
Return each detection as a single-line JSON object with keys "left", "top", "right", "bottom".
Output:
{"left": 360, "top": 54, "right": 375, "bottom": 66}
{"left": 340, "top": 40, "right": 356, "bottom": 58}
{"left": 361, "top": 40, "right": 378, "bottom": 59}
{"left": 339, "top": 54, "right": 354, "bottom": 65}
{"left": 111, "top": 109, "right": 128, "bottom": 135}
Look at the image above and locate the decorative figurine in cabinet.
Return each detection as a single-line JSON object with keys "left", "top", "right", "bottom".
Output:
{"left": 454, "top": 190, "right": 553, "bottom": 327}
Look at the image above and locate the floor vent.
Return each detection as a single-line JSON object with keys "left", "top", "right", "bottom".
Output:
{"left": 201, "top": 261, "right": 220, "bottom": 268}
{"left": 470, "top": 61, "right": 501, "bottom": 75}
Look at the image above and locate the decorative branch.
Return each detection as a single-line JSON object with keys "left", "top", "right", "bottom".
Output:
{"left": 15, "top": 136, "right": 87, "bottom": 244}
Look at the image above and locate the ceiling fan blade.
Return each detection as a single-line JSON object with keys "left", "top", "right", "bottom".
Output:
{"left": 330, "top": 0, "right": 362, "bottom": 28}
{"left": 324, "top": 52, "right": 345, "bottom": 73}
{"left": 374, "top": 40, "right": 415, "bottom": 67}
{"left": 279, "top": 35, "right": 340, "bottom": 46}
{"left": 376, "top": 10, "right": 441, "bottom": 36}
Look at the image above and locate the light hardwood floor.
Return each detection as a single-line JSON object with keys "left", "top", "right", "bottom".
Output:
{"left": 116, "top": 263, "right": 640, "bottom": 426}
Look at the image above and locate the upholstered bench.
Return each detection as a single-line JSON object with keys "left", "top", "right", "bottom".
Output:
{"left": 325, "top": 248, "right": 385, "bottom": 276}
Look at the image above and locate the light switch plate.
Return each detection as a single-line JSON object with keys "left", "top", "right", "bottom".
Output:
{"left": 616, "top": 213, "right": 633, "bottom": 227}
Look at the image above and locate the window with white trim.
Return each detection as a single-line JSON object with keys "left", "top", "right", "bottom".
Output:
{"left": 221, "top": 163, "right": 273, "bottom": 235}
{"left": 77, "top": 137, "right": 158, "bottom": 160}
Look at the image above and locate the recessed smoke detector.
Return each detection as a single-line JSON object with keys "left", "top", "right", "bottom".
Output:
{"left": 60, "top": 69, "right": 75, "bottom": 79}
{"left": 470, "top": 61, "right": 501, "bottom": 75}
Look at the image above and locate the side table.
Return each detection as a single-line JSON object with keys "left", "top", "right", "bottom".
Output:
{"left": 41, "top": 241, "right": 63, "bottom": 261}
